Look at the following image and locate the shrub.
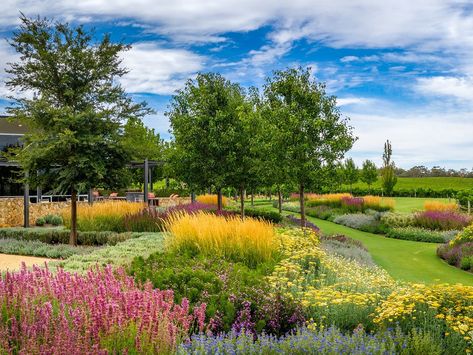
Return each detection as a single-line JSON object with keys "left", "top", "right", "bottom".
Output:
{"left": 0, "top": 265, "right": 205, "bottom": 354}
{"left": 286, "top": 215, "right": 320, "bottom": 232}
{"left": 281, "top": 202, "right": 301, "bottom": 213}
{"left": 333, "top": 214, "right": 382, "bottom": 233}
{"left": 306, "top": 193, "right": 352, "bottom": 208}
{"left": 44, "top": 214, "right": 63, "bottom": 226}
{"left": 424, "top": 200, "right": 458, "bottom": 212}
{"left": 320, "top": 234, "right": 374, "bottom": 267}
{"left": 229, "top": 207, "right": 282, "bottom": 223}
{"left": 164, "top": 212, "right": 278, "bottom": 268}
{"left": 62, "top": 201, "right": 145, "bottom": 232}
{"left": 414, "top": 210, "right": 472, "bottom": 231}
{"left": 130, "top": 252, "right": 303, "bottom": 335}
{"left": 53, "top": 233, "right": 165, "bottom": 272}
{"left": 35, "top": 217, "right": 45, "bottom": 226}
{"left": 196, "top": 194, "right": 228, "bottom": 207}
{"left": 380, "top": 212, "right": 415, "bottom": 228}
{"left": 450, "top": 224, "right": 473, "bottom": 246}
{"left": 0, "top": 227, "right": 139, "bottom": 246}
{"left": 0, "top": 238, "right": 96, "bottom": 259}
{"left": 306, "top": 205, "right": 336, "bottom": 220}
{"left": 386, "top": 227, "right": 457, "bottom": 243}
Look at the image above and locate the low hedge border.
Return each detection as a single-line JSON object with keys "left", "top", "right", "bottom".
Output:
{"left": 386, "top": 227, "right": 458, "bottom": 243}
{"left": 227, "top": 207, "right": 282, "bottom": 223}
{"left": 0, "top": 227, "right": 142, "bottom": 246}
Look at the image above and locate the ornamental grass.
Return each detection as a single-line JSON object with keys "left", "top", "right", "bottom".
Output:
{"left": 62, "top": 201, "right": 145, "bottom": 232}
{"left": 195, "top": 194, "right": 229, "bottom": 207}
{"left": 164, "top": 212, "right": 277, "bottom": 268}
{"left": 0, "top": 265, "right": 205, "bottom": 354}
{"left": 363, "top": 195, "right": 395, "bottom": 211}
{"left": 424, "top": 200, "right": 459, "bottom": 212}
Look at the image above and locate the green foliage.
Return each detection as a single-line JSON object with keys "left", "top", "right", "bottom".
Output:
{"left": 380, "top": 140, "right": 397, "bottom": 195}
{"left": 451, "top": 224, "right": 473, "bottom": 246}
{"left": 227, "top": 207, "right": 283, "bottom": 223}
{"left": 342, "top": 158, "right": 359, "bottom": 189}
{"left": 167, "top": 73, "right": 246, "bottom": 196}
{"left": 0, "top": 238, "right": 96, "bottom": 259}
{"left": 380, "top": 212, "right": 415, "bottom": 228}
{"left": 361, "top": 159, "right": 378, "bottom": 187}
{"left": 6, "top": 15, "right": 151, "bottom": 244}
{"left": 35, "top": 217, "right": 46, "bottom": 226}
{"left": 44, "top": 214, "right": 63, "bottom": 226}
{"left": 386, "top": 227, "right": 457, "bottom": 243}
{"left": 130, "top": 251, "right": 301, "bottom": 335}
{"left": 0, "top": 227, "right": 139, "bottom": 246}
{"left": 262, "top": 67, "right": 356, "bottom": 223}
{"left": 53, "top": 233, "right": 165, "bottom": 272}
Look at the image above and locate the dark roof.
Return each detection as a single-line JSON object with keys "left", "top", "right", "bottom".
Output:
{"left": 0, "top": 116, "right": 28, "bottom": 135}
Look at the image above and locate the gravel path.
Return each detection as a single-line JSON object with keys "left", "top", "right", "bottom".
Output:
{"left": 0, "top": 253, "right": 53, "bottom": 271}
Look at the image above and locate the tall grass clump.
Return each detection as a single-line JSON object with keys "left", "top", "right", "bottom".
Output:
{"left": 196, "top": 194, "right": 229, "bottom": 207}
{"left": 424, "top": 200, "right": 459, "bottom": 212}
{"left": 306, "top": 193, "right": 352, "bottom": 207}
{"left": 164, "top": 212, "right": 277, "bottom": 268}
{"left": 62, "top": 201, "right": 145, "bottom": 232}
{"left": 363, "top": 195, "right": 395, "bottom": 211}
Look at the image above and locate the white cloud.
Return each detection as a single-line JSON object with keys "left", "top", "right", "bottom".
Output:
{"left": 340, "top": 56, "right": 359, "bottom": 63}
{"left": 416, "top": 76, "right": 473, "bottom": 101}
{"left": 119, "top": 42, "right": 205, "bottom": 95}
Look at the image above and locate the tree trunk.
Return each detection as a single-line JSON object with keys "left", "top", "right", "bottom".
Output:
{"left": 69, "top": 191, "right": 78, "bottom": 246}
{"left": 251, "top": 189, "right": 254, "bottom": 207}
{"left": 269, "top": 189, "right": 272, "bottom": 201}
{"left": 217, "top": 188, "right": 223, "bottom": 212}
{"left": 240, "top": 185, "right": 245, "bottom": 220}
{"left": 278, "top": 186, "right": 283, "bottom": 214}
{"left": 299, "top": 183, "right": 306, "bottom": 228}
{"left": 191, "top": 191, "right": 196, "bottom": 203}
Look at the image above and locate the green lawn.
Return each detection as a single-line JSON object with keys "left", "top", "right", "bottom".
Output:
{"left": 393, "top": 197, "right": 451, "bottom": 213}
{"left": 310, "top": 217, "right": 473, "bottom": 285}
{"left": 252, "top": 201, "right": 473, "bottom": 285}
{"left": 346, "top": 176, "right": 473, "bottom": 191}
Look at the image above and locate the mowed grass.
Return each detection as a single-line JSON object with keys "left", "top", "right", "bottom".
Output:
{"left": 346, "top": 176, "right": 473, "bottom": 191}
{"left": 251, "top": 201, "right": 473, "bottom": 285}
{"left": 310, "top": 217, "right": 473, "bottom": 285}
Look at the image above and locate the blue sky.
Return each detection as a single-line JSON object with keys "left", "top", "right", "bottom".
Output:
{"left": 0, "top": 0, "right": 472, "bottom": 169}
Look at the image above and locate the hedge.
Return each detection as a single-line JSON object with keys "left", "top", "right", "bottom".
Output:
{"left": 227, "top": 207, "right": 282, "bottom": 223}
{"left": 0, "top": 227, "right": 141, "bottom": 246}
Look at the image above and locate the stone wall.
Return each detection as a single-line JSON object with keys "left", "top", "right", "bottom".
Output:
{"left": 0, "top": 198, "right": 69, "bottom": 227}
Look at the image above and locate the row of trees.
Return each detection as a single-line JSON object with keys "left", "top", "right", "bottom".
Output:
{"left": 336, "top": 141, "right": 398, "bottom": 195}
{"left": 167, "top": 69, "right": 356, "bottom": 225}
{"left": 5, "top": 16, "right": 357, "bottom": 241}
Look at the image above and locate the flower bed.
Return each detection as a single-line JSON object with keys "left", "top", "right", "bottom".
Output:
{"left": 0, "top": 265, "right": 205, "bottom": 354}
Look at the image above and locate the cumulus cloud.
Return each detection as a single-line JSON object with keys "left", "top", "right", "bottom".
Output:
{"left": 416, "top": 76, "right": 473, "bottom": 101}
{"left": 119, "top": 42, "right": 205, "bottom": 95}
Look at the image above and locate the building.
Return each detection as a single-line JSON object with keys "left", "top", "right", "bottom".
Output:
{"left": 0, "top": 116, "right": 26, "bottom": 196}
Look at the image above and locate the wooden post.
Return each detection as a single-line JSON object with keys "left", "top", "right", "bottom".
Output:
{"left": 88, "top": 188, "right": 94, "bottom": 205}
{"left": 144, "top": 158, "right": 149, "bottom": 204}
{"left": 23, "top": 171, "right": 29, "bottom": 228}
{"left": 149, "top": 168, "right": 153, "bottom": 191}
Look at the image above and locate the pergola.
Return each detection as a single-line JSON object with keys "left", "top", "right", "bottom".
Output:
{"left": 0, "top": 158, "right": 162, "bottom": 228}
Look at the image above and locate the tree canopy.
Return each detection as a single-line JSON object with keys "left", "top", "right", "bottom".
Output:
{"left": 6, "top": 15, "right": 151, "bottom": 244}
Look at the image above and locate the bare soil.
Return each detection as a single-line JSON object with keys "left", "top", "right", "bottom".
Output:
{"left": 0, "top": 253, "right": 53, "bottom": 271}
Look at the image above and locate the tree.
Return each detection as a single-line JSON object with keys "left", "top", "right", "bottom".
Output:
{"left": 6, "top": 16, "right": 150, "bottom": 245}
{"left": 361, "top": 159, "right": 378, "bottom": 190}
{"left": 380, "top": 140, "right": 397, "bottom": 196}
{"left": 343, "top": 158, "right": 358, "bottom": 193}
{"left": 262, "top": 67, "right": 356, "bottom": 226}
{"left": 166, "top": 72, "right": 246, "bottom": 211}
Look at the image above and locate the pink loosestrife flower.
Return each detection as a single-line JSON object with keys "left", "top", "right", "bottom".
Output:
{"left": 0, "top": 264, "right": 206, "bottom": 354}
